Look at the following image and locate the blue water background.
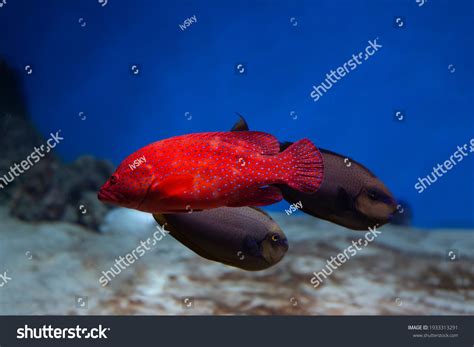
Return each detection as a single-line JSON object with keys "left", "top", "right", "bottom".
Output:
{"left": 0, "top": 0, "right": 473, "bottom": 228}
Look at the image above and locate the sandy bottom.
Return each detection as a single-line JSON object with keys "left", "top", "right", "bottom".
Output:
{"left": 0, "top": 207, "right": 472, "bottom": 315}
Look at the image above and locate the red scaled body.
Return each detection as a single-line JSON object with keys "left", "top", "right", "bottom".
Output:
{"left": 98, "top": 131, "right": 324, "bottom": 213}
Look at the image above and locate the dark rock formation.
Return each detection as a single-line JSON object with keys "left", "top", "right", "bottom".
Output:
{"left": 9, "top": 156, "right": 114, "bottom": 230}
{"left": 0, "top": 59, "right": 114, "bottom": 231}
{"left": 0, "top": 60, "right": 48, "bottom": 204}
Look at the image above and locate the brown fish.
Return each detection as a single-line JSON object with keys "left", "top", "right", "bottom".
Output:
{"left": 153, "top": 206, "right": 288, "bottom": 271}
{"left": 231, "top": 115, "right": 397, "bottom": 230}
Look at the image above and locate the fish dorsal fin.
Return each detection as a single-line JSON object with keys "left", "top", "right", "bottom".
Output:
{"left": 231, "top": 113, "right": 250, "bottom": 131}
{"left": 228, "top": 131, "right": 280, "bottom": 155}
{"left": 279, "top": 141, "right": 293, "bottom": 151}
{"left": 182, "top": 131, "right": 280, "bottom": 155}
{"left": 249, "top": 206, "right": 274, "bottom": 220}
{"left": 230, "top": 115, "right": 288, "bottom": 155}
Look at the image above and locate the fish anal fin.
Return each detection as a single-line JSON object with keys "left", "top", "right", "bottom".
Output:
{"left": 228, "top": 186, "right": 282, "bottom": 207}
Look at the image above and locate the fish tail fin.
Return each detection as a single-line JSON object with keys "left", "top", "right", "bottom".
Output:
{"left": 279, "top": 139, "right": 324, "bottom": 193}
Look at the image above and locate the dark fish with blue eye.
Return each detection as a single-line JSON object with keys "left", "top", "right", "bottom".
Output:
{"left": 153, "top": 206, "right": 288, "bottom": 271}
{"left": 231, "top": 115, "right": 397, "bottom": 230}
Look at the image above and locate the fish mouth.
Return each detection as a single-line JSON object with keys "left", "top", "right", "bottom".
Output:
{"left": 266, "top": 252, "right": 285, "bottom": 265}
{"left": 262, "top": 239, "right": 288, "bottom": 265}
{"left": 98, "top": 188, "right": 122, "bottom": 204}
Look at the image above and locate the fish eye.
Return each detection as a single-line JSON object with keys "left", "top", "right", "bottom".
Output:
{"left": 110, "top": 175, "right": 118, "bottom": 185}
{"left": 367, "top": 189, "right": 380, "bottom": 201}
{"left": 271, "top": 234, "right": 279, "bottom": 242}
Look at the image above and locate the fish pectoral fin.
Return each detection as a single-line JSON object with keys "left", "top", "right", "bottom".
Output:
{"left": 242, "top": 235, "right": 261, "bottom": 257}
{"left": 227, "top": 186, "right": 282, "bottom": 207}
{"left": 336, "top": 187, "right": 354, "bottom": 211}
{"left": 152, "top": 174, "right": 195, "bottom": 198}
{"left": 152, "top": 214, "right": 224, "bottom": 263}
{"left": 166, "top": 225, "right": 222, "bottom": 264}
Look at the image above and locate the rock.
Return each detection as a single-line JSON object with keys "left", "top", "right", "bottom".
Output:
{"left": 0, "top": 60, "right": 114, "bottom": 230}
{"left": 8, "top": 156, "right": 114, "bottom": 230}
{"left": 0, "top": 60, "right": 52, "bottom": 204}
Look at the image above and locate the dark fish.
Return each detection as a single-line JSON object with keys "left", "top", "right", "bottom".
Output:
{"left": 153, "top": 206, "right": 288, "bottom": 271}
{"left": 231, "top": 115, "right": 397, "bottom": 230}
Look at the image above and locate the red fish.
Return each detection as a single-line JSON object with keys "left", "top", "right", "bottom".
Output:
{"left": 98, "top": 131, "right": 324, "bottom": 213}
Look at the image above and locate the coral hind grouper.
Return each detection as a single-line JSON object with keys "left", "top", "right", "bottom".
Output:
{"left": 231, "top": 116, "right": 397, "bottom": 230}
{"left": 98, "top": 131, "right": 324, "bottom": 213}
